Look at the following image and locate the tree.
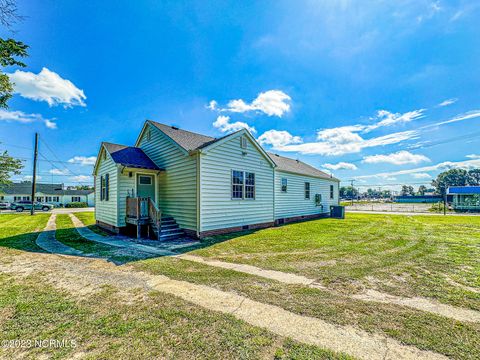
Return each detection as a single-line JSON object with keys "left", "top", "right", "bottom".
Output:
{"left": 0, "top": 146, "right": 22, "bottom": 186}
{"left": 432, "top": 169, "right": 468, "bottom": 195}
{"left": 400, "top": 185, "right": 414, "bottom": 196}
{"left": 417, "top": 185, "right": 427, "bottom": 196}
{"left": 467, "top": 169, "right": 480, "bottom": 186}
{"left": 0, "top": 37, "right": 28, "bottom": 108}
{"left": 339, "top": 186, "right": 358, "bottom": 198}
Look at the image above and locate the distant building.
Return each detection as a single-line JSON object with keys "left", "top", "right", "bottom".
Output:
{"left": 394, "top": 195, "right": 444, "bottom": 203}
{"left": 447, "top": 186, "right": 480, "bottom": 212}
{"left": 0, "top": 182, "right": 94, "bottom": 207}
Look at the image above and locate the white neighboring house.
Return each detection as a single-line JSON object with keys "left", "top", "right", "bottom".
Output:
{"left": 0, "top": 182, "right": 94, "bottom": 207}
{"left": 93, "top": 120, "right": 340, "bottom": 239}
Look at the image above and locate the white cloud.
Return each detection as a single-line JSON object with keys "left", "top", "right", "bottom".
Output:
{"left": 422, "top": 110, "right": 480, "bottom": 128}
{"left": 438, "top": 98, "right": 457, "bottom": 107}
{"left": 8, "top": 67, "right": 86, "bottom": 107}
{"left": 354, "top": 158, "right": 480, "bottom": 180}
{"left": 0, "top": 109, "right": 56, "bottom": 128}
{"left": 49, "top": 168, "right": 70, "bottom": 175}
{"left": 258, "top": 130, "right": 302, "bottom": 147}
{"left": 22, "top": 175, "right": 42, "bottom": 181}
{"left": 412, "top": 173, "right": 432, "bottom": 179}
{"left": 279, "top": 129, "right": 418, "bottom": 156}
{"left": 44, "top": 119, "right": 57, "bottom": 129}
{"left": 212, "top": 115, "right": 256, "bottom": 134}
{"left": 211, "top": 90, "right": 291, "bottom": 117}
{"left": 362, "top": 151, "right": 430, "bottom": 165}
{"left": 69, "top": 175, "right": 92, "bottom": 183}
{"left": 363, "top": 109, "right": 426, "bottom": 132}
{"left": 322, "top": 162, "right": 358, "bottom": 171}
{"left": 207, "top": 100, "right": 217, "bottom": 110}
{"left": 68, "top": 156, "right": 97, "bottom": 166}
{"left": 466, "top": 154, "right": 480, "bottom": 159}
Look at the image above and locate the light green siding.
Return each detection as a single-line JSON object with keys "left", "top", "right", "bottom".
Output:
{"left": 199, "top": 134, "right": 275, "bottom": 231}
{"left": 95, "top": 150, "right": 119, "bottom": 226}
{"left": 138, "top": 124, "right": 197, "bottom": 230}
{"left": 117, "top": 169, "right": 136, "bottom": 227}
{"left": 274, "top": 170, "right": 339, "bottom": 219}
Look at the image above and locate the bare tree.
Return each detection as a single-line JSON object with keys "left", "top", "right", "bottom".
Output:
{"left": 0, "top": 0, "right": 24, "bottom": 30}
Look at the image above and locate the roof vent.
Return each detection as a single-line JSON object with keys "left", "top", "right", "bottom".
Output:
{"left": 274, "top": 154, "right": 279, "bottom": 157}
{"left": 171, "top": 126, "right": 179, "bottom": 130}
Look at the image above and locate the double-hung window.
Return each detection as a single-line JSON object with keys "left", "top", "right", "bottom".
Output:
{"left": 72, "top": 196, "right": 81, "bottom": 202}
{"left": 100, "top": 174, "right": 109, "bottom": 201}
{"left": 281, "top": 178, "right": 287, "bottom": 192}
{"left": 232, "top": 170, "right": 255, "bottom": 200}
{"left": 305, "top": 182, "right": 310, "bottom": 199}
{"left": 330, "top": 185, "right": 334, "bottom": 199}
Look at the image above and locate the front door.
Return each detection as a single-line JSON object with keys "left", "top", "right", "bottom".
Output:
{"left": 137, "top": 174, "right": 155, "bottom": 200}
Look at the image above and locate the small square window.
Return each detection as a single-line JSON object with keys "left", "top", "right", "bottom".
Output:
{"left": 330, "top": 185, "right": 334, "bottom": 199}
{"left": 281, "top": 178, "right": 287, "bottom": 192}
{"left": 240, "top": 137, "right": 247, "bottom": 149}
{"left": 139, "top": 176, "right": 152, "bottom": 185}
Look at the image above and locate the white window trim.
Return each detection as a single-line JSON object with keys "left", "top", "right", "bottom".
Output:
{"left": 231, "top": 170, "right": 256, "bottom": 200}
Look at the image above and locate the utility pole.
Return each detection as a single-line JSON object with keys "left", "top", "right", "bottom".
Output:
{"left": 350, "top": 180, "right": 355, "bottom": 206}
{"left": 30, "top": 133, "right": 38, "bottom": 216}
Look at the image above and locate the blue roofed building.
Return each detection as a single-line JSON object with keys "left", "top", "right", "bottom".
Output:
{"left": 447, "top": 186, "right": 480, "bottom": 212}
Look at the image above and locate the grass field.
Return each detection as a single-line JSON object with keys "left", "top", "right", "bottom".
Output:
{"left": 0, "top": 212, "right": 479, "bottom": 359}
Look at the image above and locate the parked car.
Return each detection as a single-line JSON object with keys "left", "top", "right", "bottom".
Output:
{"left": 10, "top": 200, "right": 54, "bottom": 212}
{"left": 0, "top": 201, "right": 10, "bottom": 209}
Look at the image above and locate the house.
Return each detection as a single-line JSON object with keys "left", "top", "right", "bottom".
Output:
{"left": 93, "top": 120, "right": 340, "bottom": 239}
{"left": 0, "top": 182, "right": 95, "bottom": 207}
{"left": 447, "top": 186, "right": 480, "bottom": 212}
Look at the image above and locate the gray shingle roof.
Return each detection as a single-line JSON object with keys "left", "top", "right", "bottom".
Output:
{"left": 148, "top": 121, "right": 338, "bottom": 181}
{"left": 103, "top": 142, "right": 161, "bottom": 170}
{"left": 0, "top": 182, "right": 93, "bottom": 195}
{"left": 268, "top": 152, "right": 339, "bottom": 181}
{"left": 148, "top": 120, "right": 216, "bottom": 151}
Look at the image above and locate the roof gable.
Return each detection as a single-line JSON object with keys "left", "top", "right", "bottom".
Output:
{"left": 0, "top": 182, "right": 93, "bottom": 195}
{"left": 199, "top": 129, "right": 276, "bottom": 168}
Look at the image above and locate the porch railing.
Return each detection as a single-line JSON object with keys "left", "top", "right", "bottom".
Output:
{"left": 126, "top": 197, "right": 150, "bottom": 219}
{"left": 148, "top": 198, "right": 161, "bottom": 231}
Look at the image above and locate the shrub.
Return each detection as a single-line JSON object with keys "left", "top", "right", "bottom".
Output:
{"left": 65, "top": 202, "right": 88, "bottom": 208}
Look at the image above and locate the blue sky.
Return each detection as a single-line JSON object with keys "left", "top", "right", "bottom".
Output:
{"left": 1, "top": 0, "right": 480, "bottom": 191}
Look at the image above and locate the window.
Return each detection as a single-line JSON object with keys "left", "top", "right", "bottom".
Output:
{"left": 315, "top": 193, "right": 322, "bottom": 206}
{"left": 232, "top": 170, "right": 256, "bottom": 200}
{"left": 232, "top": 170, "right": 244, "bottom": 199}
{"left": 139, "top": 176, "right": 152, "bottom": 185}
{"left": 305, "top": 182, "right": 310, "bottom": 199}
{"left": 105, "top": 173, "right": 109, "bottom": 201}
{"left": 281, "top": 178, "right": 287, "bottom": 192}
{"left": 240, "top": 136, "right": 247, "bottom": 149}
{"left": 46, "top": 196, "right": 52, "bottom": 202}
{"left": 53, "top": 196, "right": 59, "bottom": 202}
{"left": 101, "top": 174, "right": 109, "bottom": 201}
{"left": 36, "top": 197, "right": 43, "bottom": 202}
{"left": 72, "top": 196, "right": 81, "bottom": 202}
{"left": 0, "top": 196, "right": 3, "bottom": 200}
{"left": 14, "top": 196, "right": 20, "bottom": 201}
{"left": 330, "top": 185, "right": 334, "bottom": 199}
{"left": 245, "top": 172, "right": 255, "bottom": 199}
{"left": 22, "top": 196, "right": 30, "bottom": 201}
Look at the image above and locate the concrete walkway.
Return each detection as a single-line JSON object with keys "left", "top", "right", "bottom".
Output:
{"left": 68, "top": 214, "right": 174, "bottom": 256}
{"left": 36, "top": 214, "right": 84, "bottom": 256}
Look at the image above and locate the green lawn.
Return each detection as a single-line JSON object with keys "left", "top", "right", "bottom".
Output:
{"left": 192, "top": 213, "right": 480, "bottom": 310}
{"left": 0, "top": 213, "right": 50, "bottom": 252}
{"left": 74, "top": 211, "right": 110, "bottom": 235}
{"left": 0, "top": 273, "right": 349, "bottom": 359}
{"left": 1, "top": 212, "right": 479, "bottom": 359}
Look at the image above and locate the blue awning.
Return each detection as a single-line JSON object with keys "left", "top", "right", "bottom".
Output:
{"left": 447, "top": 186, "right": 480, "bottom": 195}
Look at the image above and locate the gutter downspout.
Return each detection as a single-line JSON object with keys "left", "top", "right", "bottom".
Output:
{"left": 196, "top": 150, "right": 202, "bottom": 238}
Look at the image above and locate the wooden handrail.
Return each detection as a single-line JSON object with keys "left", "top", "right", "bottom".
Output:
{"left": 148, "top": 198, "right": 162, "bottom": 236}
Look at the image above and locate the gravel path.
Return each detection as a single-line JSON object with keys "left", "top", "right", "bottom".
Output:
{"left": 177, "top": 254, "right": 480, "bottom": 324}
{"left": 35, "top": 214, "right": 84, "bottom": 257}
{"left": 0, "top": 252, "right": 446, "bottom": 360}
